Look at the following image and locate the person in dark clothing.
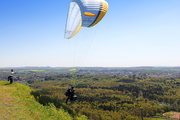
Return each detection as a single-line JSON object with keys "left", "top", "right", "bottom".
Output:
{"left": 65, "top": 86, "right": 75, "bottom": 104}
{"left": 8, "top": 69, "right": 16, "bottom": 84}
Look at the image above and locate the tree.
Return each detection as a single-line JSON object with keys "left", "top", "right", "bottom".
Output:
{"left": 133, "top": 74, "right": 136, "bottom": 81}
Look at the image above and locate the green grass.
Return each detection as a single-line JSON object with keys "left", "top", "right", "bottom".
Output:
{"left": 161, "top": 111, "right": 178, "bottom": 118}
{"left": 150, "top": 111, "right": 180, "bottom": 120}
{"left": 151, "top": 118, "right": 168, "bottom": 120}
{"left": 0, "top": 81, "right": 87, "bottom": 120}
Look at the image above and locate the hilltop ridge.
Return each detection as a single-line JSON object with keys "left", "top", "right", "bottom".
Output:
{"left": 0, "top": 81, "right": 86, "bottom": 120}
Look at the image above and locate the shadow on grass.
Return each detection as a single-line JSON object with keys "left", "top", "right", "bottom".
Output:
{"left": 31, "top": 91, "right": 77, "bottom": 118}
{"left": 4, "top": 83, "right": 11, "bottom": 85}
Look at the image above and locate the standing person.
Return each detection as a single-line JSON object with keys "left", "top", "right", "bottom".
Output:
{"left": 65, "top": 86, "right": 75, "bottom": 104}
{"left": 9, "top": 69, "right": 16, "bottom": 84}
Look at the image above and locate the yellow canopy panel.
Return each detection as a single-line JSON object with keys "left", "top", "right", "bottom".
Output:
{"left": 84, "top": 12, "right": 97, "bottom": 16}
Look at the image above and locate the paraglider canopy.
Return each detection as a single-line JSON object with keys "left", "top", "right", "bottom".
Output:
{"left": 64, "top": 0, "right": 108, "bottom": 39}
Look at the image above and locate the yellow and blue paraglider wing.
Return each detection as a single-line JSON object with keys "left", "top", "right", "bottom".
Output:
{"left": 64, "top": 2, "right": 82, "bottom": 39}
{"left": 64, "top": 0, "right": 108, "bottom": 39}
{"left": 88, "top": 0, "right": 108, "bottom": 27}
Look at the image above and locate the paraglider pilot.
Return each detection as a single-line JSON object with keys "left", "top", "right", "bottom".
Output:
{"left": 65, "top": 86, "right": 76, "bottom": 104}
{"left": 8, "top": 69, "right": 17, "bottom": 84}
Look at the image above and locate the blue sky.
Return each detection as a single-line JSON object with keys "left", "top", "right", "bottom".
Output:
{"left": 0, "top": 0, "right": 180, "bottom": 67}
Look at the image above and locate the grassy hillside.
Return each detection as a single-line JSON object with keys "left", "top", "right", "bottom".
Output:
{"left": 0, "top": 81, "right": 87, "bottom": 120}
